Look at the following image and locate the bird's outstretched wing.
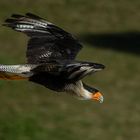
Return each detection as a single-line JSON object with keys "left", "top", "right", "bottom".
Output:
{"left": 3, "top": 13, "right": 82, "bottom": 63}
{"left": 0, "top": 61, "right": 104, "bottom": 82}
{"left": 62, "top": 62, "right": 105, "bottom": 81}
{"left": 32, "top": 60, "right": 105, "bottom": 81}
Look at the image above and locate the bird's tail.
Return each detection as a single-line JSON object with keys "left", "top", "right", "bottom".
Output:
{"left": 0, "top": 64, "right": 36, "bottom": 80}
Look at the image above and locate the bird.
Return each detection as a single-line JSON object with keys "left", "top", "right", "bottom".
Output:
{"left": 0, "top": 13, "right": 105, "bottom": 103}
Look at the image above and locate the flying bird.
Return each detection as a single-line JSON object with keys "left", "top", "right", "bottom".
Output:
{"left": 0, "top": 13, "right": 105, "bottom": 103}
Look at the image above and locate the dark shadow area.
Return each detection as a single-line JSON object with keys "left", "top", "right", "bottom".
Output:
{"left": 80, "top": 32, "right": 140, "bottom": 55}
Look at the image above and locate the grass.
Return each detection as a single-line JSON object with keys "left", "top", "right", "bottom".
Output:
{"left": 0, "top": 0, "right": 140, "bottom": 140}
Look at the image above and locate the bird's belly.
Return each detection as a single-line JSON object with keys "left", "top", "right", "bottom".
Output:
{"left": 29, "top": 72, "right": 67, "bottom": 92}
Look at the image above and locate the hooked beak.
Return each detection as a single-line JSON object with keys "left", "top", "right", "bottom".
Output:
{"left": 92, "top": 92, "right": 104, "bottom": 103}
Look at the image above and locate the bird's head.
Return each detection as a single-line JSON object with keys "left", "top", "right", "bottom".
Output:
{"left": 68, "top": 81, "right": 104, "bottom": 103}
{"left": 83, "top": 83, "right": 104, "bottom": 103}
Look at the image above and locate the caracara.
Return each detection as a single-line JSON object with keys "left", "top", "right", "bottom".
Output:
{"left": 0, "top": 13, "right": 105, "bottom": 103}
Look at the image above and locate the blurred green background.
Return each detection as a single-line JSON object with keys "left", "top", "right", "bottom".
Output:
{"left": 0, "top": 0, "right": 140, "bottom": 140}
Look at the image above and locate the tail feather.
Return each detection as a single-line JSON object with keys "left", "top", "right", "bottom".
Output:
{"left": 0, "top": 64, "right": 36, "bottom": 80}
{"left": 0, "top": 72, "right": 28, "bottom": 80}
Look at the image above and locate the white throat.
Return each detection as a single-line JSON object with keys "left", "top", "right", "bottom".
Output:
{"left": 65, "top": 81, "right": 92, "bottom": 100}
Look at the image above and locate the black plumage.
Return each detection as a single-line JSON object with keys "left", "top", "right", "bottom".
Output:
{"left": 1, "top": 13, "right": 105, "bottom": 102}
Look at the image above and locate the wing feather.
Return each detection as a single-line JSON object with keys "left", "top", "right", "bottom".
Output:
{"left": 3, "top": 13, "right": 82, "bottom": 63}
{"left": 31, "top": 61, "right": 105, "bottom": 81}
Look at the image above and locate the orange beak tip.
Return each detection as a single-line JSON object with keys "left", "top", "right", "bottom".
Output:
{"left": 92, "top": 92, "right": 104, "bottom": 103}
